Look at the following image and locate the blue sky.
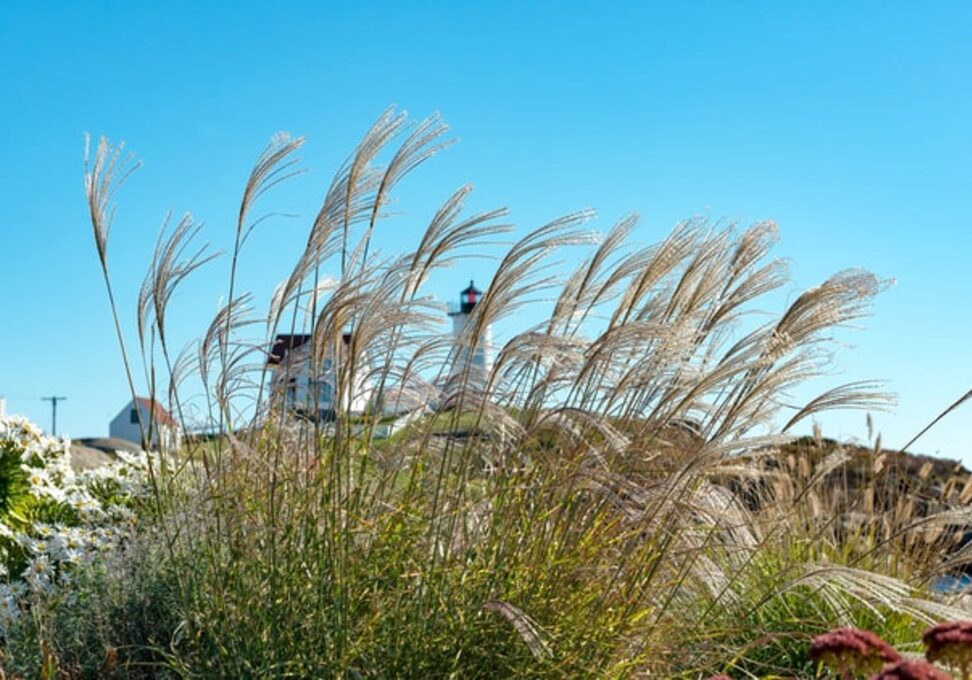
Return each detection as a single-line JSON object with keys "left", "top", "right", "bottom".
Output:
{"left": 0, "top": 2, "right": 969, "bottom": 462}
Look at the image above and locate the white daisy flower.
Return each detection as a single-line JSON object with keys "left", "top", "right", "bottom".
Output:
{"left": 27, "top": 538, "right": 50, "bottom": 555}
{"left": 23, "top": 465, "right": 50, "bottom": 488}
{"left": 33, "top": 523, "right": 55, "bottom": 539}
{"left": 23, "top": 555, "right": 53, "bottom": 592}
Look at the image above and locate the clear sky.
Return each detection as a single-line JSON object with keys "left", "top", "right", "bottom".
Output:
{"left": 0, "top": 2, "right": 969, "bottom": 462}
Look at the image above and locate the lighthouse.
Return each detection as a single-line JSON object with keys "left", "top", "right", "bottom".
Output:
{"left": 448, "top": 280, "right": 493, "bottom": 387}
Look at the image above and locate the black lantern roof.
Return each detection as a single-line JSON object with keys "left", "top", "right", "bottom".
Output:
{"left": 459, "top": 280, "right": 481, "bottom": 313}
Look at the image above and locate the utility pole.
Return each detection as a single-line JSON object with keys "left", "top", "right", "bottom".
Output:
{"left": 41, "top": 396, "right": 67, "bottom": 436}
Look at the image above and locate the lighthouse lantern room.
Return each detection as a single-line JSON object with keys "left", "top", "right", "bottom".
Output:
{"left": 459, "top": 280, "right": 481, "bottom": 313}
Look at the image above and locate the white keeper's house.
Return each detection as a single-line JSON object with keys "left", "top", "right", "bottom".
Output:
{"left": 266, "top": 332, "right": 374, "bottom": 420}
{"left": 265, "top": 280, "right": 494, "bottom": 421}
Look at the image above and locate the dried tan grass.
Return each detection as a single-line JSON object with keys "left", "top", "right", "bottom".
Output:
{"left": 76, "top": 109, "right": 959, "bottom": 677}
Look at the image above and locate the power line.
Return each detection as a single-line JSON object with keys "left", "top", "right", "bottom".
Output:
{"left": 41, "top": 396, "right": 67, "bottom": 437}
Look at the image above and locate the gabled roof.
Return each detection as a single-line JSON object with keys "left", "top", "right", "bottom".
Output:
{"left": 133, "top": 397, "right": 177, "bottom": 427}
{"left": 267, "top": 334, "right": 312, "bottom": 366}
{"left": 266, "top": 333, "right": 353, "bottom": 367}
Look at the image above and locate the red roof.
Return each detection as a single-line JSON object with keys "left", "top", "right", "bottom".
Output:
{"left": 134, "top": 397, "right": 177, "bottom": 427}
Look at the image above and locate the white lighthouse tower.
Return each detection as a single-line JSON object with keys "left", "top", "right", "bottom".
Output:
{"left": 448, "top": 280, "right": 493, "bottom": 388}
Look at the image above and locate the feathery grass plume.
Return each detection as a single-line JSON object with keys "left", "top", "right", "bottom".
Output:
{"left": 82, "top": 136, "right": 185, "bottom": 563}
{"left": 783, "top": 380, "right": 895, "bottom": 433}
{"left": 83, "top": 135, "right": 144, "bottom": 437}
{"left": 221, "top": 132, "right": 305, "bottom": 432}
{"left": 146, "top": 212, "right": 218, "bottom": 344}
{"left": 547, "top": 214, "right": 637, "bottom": 333}
{"left": 199, "top": 294, "right": 254, "bottom": 396}
{"left": 236, "top": 132, "right": 305, "bottom": 246}
{"left": 706, "top": 269, "right": 887, "bottom": 439}
{"left": 138, "top": 212, "right": 219, "bottom": 461}
{"left": 354, "top": 111, "right": 453, "bottom": 269}
{"left": 84, "top": 134, "right": 141, "bottom": 269}
{"left": 924, "top": 621, "right": 972, "bottom": 678}
{"left": 483, "top": 599, "right": 553, "bottom": 660}
{"left": 809, "top": 627, "right": 900, "bottom": 677}
{"left": 338, "top": 107, "right": 406, "bottom": 274}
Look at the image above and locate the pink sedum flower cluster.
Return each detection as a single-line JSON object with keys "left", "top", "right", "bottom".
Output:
{"left": 808, "top": 620, "right": 972, "bottom": 680}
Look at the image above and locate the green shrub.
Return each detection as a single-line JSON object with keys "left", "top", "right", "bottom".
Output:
{"left": 4, "top": 537, "right": 182, "bottom": 678}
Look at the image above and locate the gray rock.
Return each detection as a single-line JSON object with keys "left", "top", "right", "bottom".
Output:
{"left": 77, "top": 437, "right": 142, "bottom": 454}
{"left": 69, "top": 443, "right": 118, "bottom": 471}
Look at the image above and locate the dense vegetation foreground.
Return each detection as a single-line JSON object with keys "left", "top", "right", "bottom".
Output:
{"left": 4, "top": 109, "right": 971, "bottom": 677}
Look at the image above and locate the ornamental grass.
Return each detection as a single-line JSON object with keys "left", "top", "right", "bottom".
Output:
{"left": 5, "top": 108, "right": 972, "bottom": 677}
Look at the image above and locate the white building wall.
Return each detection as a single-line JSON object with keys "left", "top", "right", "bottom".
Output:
{"left": 450, "top": 312, "right": 493, "bottom": 387}
{"left": 109, "top": 405, "right": 141, "bottom": 445}
{"left": 270, "top": 346, "right": 372, "bottom": 415}
{"left": 109, "top": 400, "right": 180, "bottom": 450}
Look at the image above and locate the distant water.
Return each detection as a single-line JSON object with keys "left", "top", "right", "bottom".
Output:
{"left": 933, "top": 573, "right": 972, "bottom": 593}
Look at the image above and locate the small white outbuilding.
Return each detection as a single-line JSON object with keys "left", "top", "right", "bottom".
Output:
{"left": 109, "top": 397, "right": 181, "bottom": 451}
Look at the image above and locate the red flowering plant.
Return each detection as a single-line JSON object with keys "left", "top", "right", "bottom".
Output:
{"left": 873, "top": 659, "right": 953, "bottom": 680}
{"left": 809, "top": 627, "right": 901, "bottom": 678}
{"left": 923, "top": 621, "right": 972, "bottom": 679}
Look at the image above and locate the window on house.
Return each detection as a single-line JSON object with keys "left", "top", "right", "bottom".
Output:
{"left": 130, "top": 408, "right": 139, "bottom": 424}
